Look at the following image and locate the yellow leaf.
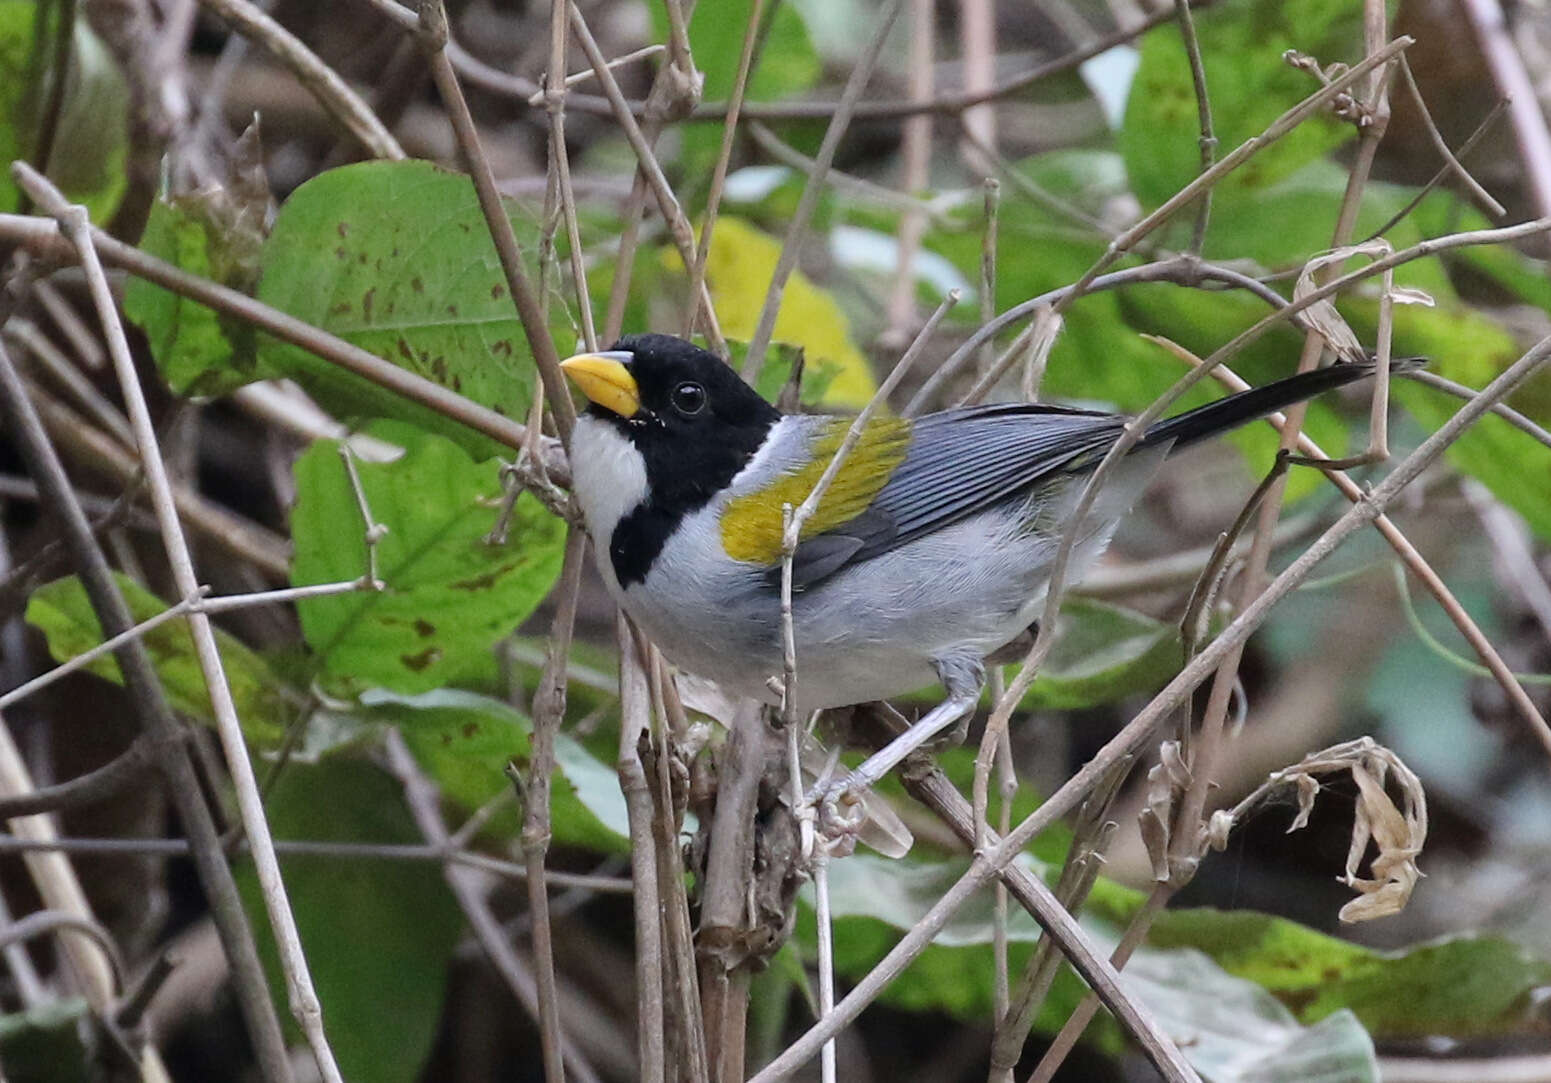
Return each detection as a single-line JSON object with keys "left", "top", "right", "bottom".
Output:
{"left": 664, "top": 217, "right": 877, "bottom": 405}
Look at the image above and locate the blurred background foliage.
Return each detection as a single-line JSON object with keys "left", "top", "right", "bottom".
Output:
{"left": 2, "top": 0, "right": 1550, "bottom": 1079}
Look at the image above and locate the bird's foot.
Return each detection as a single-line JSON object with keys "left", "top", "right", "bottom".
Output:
{"left": 812, "top": 776, "right": 868, "bottom": 856}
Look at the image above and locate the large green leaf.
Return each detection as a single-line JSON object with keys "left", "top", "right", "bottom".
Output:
{"left": 1120, "top": 0, "right": 1364, "bottom": 227}
{"left": 1204, "top": 162, "right": 1434, "bottom": 276}
{"left": 236, "top": 756, "right": 463, "bottom": 1083}
{"left": 360, "top": 688, "right": 629, "bottom": 853}
{"left": 1398, "top": 195, "right": 1551, "bottom": 539}
{"left": 1139, "top": 908, "right": 1551, "bottom": 1038}
{"left": 256, "top": 160, "right": 557, "bottom": 456}
{"left": 808, "top": 854, "right": 1380, "bottom": 1081}
{"left": 812, "top": 849, "right": 1551, "bottom": 1067}
{"left": 290, "top": 421, "right": 566, "bottom": 693}
{"left": 0, "top": 1, "right": 126, "bottom": 221}
{"left": 25, "top": 573, "right": 292, "bottom": 742}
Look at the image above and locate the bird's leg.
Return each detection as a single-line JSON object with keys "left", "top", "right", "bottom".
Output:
{"left": 822, "top": 655, "right": 986, "bottom": 805}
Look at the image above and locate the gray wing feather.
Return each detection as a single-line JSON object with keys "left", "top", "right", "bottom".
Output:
{"left": 784, "top": 404, "right": 1124, "bottom": 588}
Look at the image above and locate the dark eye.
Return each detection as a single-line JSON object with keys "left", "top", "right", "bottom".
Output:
{"left": 671, "top": 381, "right": 707, "bottom": 416}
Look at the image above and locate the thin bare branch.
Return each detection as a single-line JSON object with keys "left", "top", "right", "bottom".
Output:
{"left": 957, "top": 0, "right": 997, "bottom": 171}
{"left": 416, "top": 0, "right": 578, "bottom": 443}
{"left": 197, "top": 0, "right": 406, "bottom": 159}
{"left": 0, "top": 212, "right": 556, "bottom": 472}
{"left": 741, "top": 0, "right": 905, "bottom": 382}
{"left": 617, "top": 619, "right": 666, "bottom": 1083}
{"left": 566, "top": 1, "right": 724, "bottom": 356}
{"left": 445, "top": 0, "right": 1186, "bottom": 123}
{"left": 751, "top": 333, "right": 1551, "bottom": 1083}
{"left": 24, "top": 383, "right": 290, "bottom": 576}
{"left": 541, "top": 0, "right": 597, "bottom": 354}
{"left": 1189, "top": 358, "right": 1551, "bottom": 757}
{"left": 881, "top": 0, "right": 935, "bottom": 350}
{"left": 1173, "top": 0, "right": 1217, "bottom": 253}
{"left": 523, "top": 530, "right": 588, "bottom": 1083}
{"left": 684, "top": 0, "right": 766, "bottom": 339}
{"left": 0, "top": 832, "right": 635, "bottom": 890}
{"left": 1361, "top": 98, "right": 1508, "bottom": 243}
{"left": 13, "top": 161, "right": 339, "bottom": 1082}
{"left": 1397, "top": 58, "right": 1506, "bottom": 217}
{"left": 0, "top": 333, "right": 293, "bottom": 1082}
{"left": 1054, "top": 37, "right": 1410, "bottom": 316}
{"left": 384, "top": 730, "right": 603, "bottom": 1083}
{"left": 907, "top": 255, "right": 1306, "bottom": 415}
{"left": 524, "top": 45, "right": 668, "bottom": 106}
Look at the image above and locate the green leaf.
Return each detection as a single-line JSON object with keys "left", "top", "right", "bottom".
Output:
{"left": 1378, "top": 304, "right": 1551, "bottom": 540}
{"left": 0, "top": 2, "right": 127, "bottom": 222}
{"left": 808, "top": 854, "right": 1380, "bottom": 1079}
{"left": 25, "top": 574, "right": 292, "bottom": 742}
{"left": 1204, "top": 162, "right": 1426, "bottom": 272}
{"left": 359, "top": 688, "right": 630, "bottom": 852}
{"left": 124, "top": 198, "right": 268, "bottom": 396}
{"left": 653, "top": 0, "right": 819, "bottom": 103}
{"left": 812, "top": 850, "right": 1551, "bottom": 1068}
{"left": 921, "top": 190, "right": 1171, "bottom": 412}
{"left": 656, "top": 0, "right": 821, "bottom": 187}
{"left": 1116, "top": 952, "right": 1378, "bottom": 1082}
{"left": 256, "top": 160, "right": 553, "bottom": 456}
{"left": 1012, "top": 598, "right": 1184, "bottom": 710}
{"left": 1120, "top": 0, "right": 1364, "bottom": 222}
{"left": 1140, "top": 909, "right": 1551, "bottom": 1039}
{"left": 290, "top": 421, "right": 566, "bottom": 693}
{"left": 0, "top": 998, "right": 91, "bottom": 1083}
{"left": 236, "top": 756, "right": 463, "bottom": 1083}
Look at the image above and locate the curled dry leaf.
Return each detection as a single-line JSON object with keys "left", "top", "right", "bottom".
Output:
{"left": 1214, "top": 737, "right": 1427, "bottom": 923}
{"left": 1293, "top": 242, "right": 1386, "bottom": 362}
{"left": 1338, "top": 757, "right": 1426, "bottom": 923}
{"left": 1139, "top": 740, "right": 1194, "bottom": 882}
{"left": 1389, "top": 286, "right": 1436, "bottom": 308}
{"left": 1292, "top": 241, "right": 1435, "bottom": 363}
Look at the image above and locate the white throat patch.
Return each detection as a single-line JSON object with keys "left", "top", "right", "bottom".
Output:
{"left": 570, "top": 415, "right": 650, "bottom": 547}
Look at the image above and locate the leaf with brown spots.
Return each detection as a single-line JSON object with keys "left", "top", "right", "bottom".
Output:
{"left": 256, "top": 159, "right": 586, "bottom": 456}
{"left": 291, "top": 420, "right": 565, "bottom": 694}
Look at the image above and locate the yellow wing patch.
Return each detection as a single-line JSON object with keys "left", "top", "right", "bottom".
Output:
{"left": 720, "top": 418, "right": 911, "bottom": 566}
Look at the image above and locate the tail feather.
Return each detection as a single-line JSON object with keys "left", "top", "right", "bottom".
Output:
{"left": 1139, "top": 357, "right": 1424, "bottom": 450}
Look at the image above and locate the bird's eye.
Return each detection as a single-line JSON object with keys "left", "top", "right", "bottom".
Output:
{"left": 671, "top": 381, "right": 707, "bottom": 416}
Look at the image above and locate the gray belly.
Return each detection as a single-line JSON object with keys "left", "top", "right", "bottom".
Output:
{"left": 611, "top": 455, "right": 1160, "bottom": 712}
{"left": 620, "top": 515, "right": 1060, "bottom": 711}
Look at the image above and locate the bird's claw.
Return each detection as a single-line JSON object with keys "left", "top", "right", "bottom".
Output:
{"left": 812, "top": 775, "right": 868, "bottom": 856}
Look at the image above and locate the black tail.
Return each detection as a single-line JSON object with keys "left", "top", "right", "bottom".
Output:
{"left": 1139, "top": 357, "right": 1425, "bottom": 450}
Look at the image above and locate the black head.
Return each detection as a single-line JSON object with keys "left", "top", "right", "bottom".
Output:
{"left": 561, "top": 335, "right": 783, "bottom": 584}
{"left": 604, "top": 334, "right": 777, "bottom": 426}
{"left": 563, "top": 334, "right": 780, "bottom": 473}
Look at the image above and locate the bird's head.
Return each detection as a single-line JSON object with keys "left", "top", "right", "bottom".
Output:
{"left": 561, "top": 334, "right": 782, "bottom": 512}
{"left": 561, "top": 333, "right": 777, "bottom": 434}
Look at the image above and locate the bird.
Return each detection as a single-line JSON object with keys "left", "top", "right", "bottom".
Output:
{"left": 561, "top": 333, "right": 1412, "bottom": 793}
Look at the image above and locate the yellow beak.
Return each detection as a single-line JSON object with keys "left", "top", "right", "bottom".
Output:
{"left": 560, "top": 352, "right": 641, "bottom": 418}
